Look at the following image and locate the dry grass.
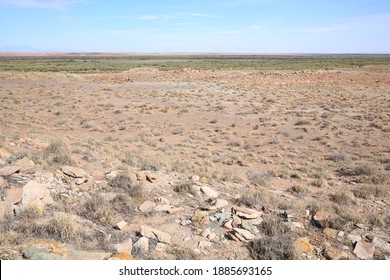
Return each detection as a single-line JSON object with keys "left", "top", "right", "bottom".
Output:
{"left": 0, "top": 246, "right": 19, "bottom": 260}
{"left": 35, "top": 212, "right": 79, "bottom": 242}
{"left": 109, "top": 174, "right": 143, "bottom": 198}
{"left": 246, "top": 169, "right": 272, "bottom": 186}
{"left": 78, "top": 194, "right": 114, "bottom": 226}
{"left": 234, "top": 190, "right": 269, "bottom": 209}
{"left": 250, "top": 234, "right": 296, "bottom": 260}
{"left": 352, "top": 185, "right": 388, "bottom": 199}
{"left": 330, "top": 191, "right": 356, "bottom": 205}
{"left": 41, "top": 139, "right": 74, "bottom": 166}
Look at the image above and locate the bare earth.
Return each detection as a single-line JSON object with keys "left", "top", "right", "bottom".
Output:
{"left": 0, "top": 65, "right": 389, "bottom": 260}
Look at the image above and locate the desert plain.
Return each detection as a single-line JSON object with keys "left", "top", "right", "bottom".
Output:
{"left": 0, "top": 54, "right": 389, "bottom": 260}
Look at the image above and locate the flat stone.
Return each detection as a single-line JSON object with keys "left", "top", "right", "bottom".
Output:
{"left": 353, "top": 240, "right": 375, "bottom": 260}
{"left": 41, "top": 189, "right": 54, "bottom": 205}
{"left": 139, "top": 200, "right": 156, "bottom": 212}
{"left": 15, "top": 157, "right": 35, "bottom": 173}
{"left": 105, "top": 170, "right": 118, "bottom": 180}
{"left": 140, "top": 225, "right": 171, "bottom": 244}
{"left": 294, "top": 237, "right": 314, "bottom": 255}
{"left": 198, "top": 240, "right": 212, "bottom": 248}
{"left": 347, "top": 234, "right": 362, "bottom": 245}
{"left": 233, "top": 228, "right": 256, "bottom": 240}
{"left": 200, "top": 229, "right": 211, "bottom": 238}
{"left": 200, "top": 186, "right": 219, "bottom": 198}
{"left": 155, "top": 197, "right": 170, "bottom": 205}
{"left": 22, "top": 180, "right": 48, "bottom": 205}
{"left": 223, "top": 219, "right": 233, "bottom": 230}
{"left": 191, "top": 209, "right": 210, "bottom": 226}
{"left": 232, "top": 205, "right": 262, "bottom": 219}
{"left": 154, "top": 205, "right": 174, "bottom": 212}
{"left": 167, "top": 207, "right": 183, "bottom": 214}
{"left": 242, "top": 221, "right": 260, "bottom": 234}
{"left": 91, "top": 170, "right": 105, "bottom": 180}
{"left": 211, "top": 199, "right": 229, "bottom": 209}
{"left": 0, "top": 177, "right": 5, "bottom": 188}
{"left": 0, "top": 147, "right": 12, "bottom": 159}
{"left": 115, "top": 220, "right": 128, "bottom": 230}
{"left": 0, "top": 165, "right": 21, "bottom": 176}
{"left": 155, "top": 243, "right": 167, "bottom": 253}
{"left": 323, "top": 228, "right": 339, "bottom": 239}
{"left": 133, "top": 237, "right": 149, "bottom": 253}
{"left": 61, "top": 166, "right": 87, "bottom": 178}
{"left": 114, "top": 238, "right": 133, "bottom": 254}
{"left": 313, "top": 210, "right": 331, "bottom": 222}
{"left": 324, "top": 247, "right": 349, "bottom": 260}
{"left": 5, "top": 188, "right": 23, "bottom": 205}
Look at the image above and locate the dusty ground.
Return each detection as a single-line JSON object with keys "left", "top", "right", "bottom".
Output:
{"left": 0, "top": 65, "right": 389, "bottom": 260}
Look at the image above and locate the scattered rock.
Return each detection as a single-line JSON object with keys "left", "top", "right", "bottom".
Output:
{"left": 198, "top": 240, "right": 212, "bottom": 248}
{"left": 211, "top": 199, "right": 229, "bottom": 209}
{"left": 232, "top": 228, "right": 256, "bottom": 241}
{"left": 61, "top": 166, "right": 87, "bottom": 178}
{"left": 105, "top": 170, "right": 118, "bottom": 180}
{"left": 139, "top": 200, "right": 156, "bottom": 212}
{"left": 232, "top": 205, "right": 262, "bottom": 219}
{"left": 294, "top": 237, "right": 314, "bottom": 255}
{"left": 323, "top": 228, "right": 338, "bottom": 239}
{"left": 110, "top": 252, "right": 134, "bottom": 260}
{"left": 200, "top": 186, "right": 218, "bottom": 198}
{"left": 0, "top": 165, "right": 21, "bottom": 176}
{"left": 192, "top": 210, "right": 210, "bottom": 226}
{"left": 372, "top": 237, "right": 390, "bottom": 255}
{"left": 22, "top": 180, "right": 48, "bottom": 205}
{"left": 324, "top": 246, "right": 349, "bottom": 260}
{"left": 5, "top": 188, "right": 23, "bottom": 205}
{"left": 155, "top": 243, "right": 167, "bottom": 253}
{"left": 15, "top": 157, "right": 35, "bottom": 174}
{"left": 114, "top": 238, "right": 133, "bottom": 254}
{"left": 115, "top": 220, "right": 128, "bottom": 231}
{"left": 0, "top": 147, "right": 12, "bottom": 159}
{"left": 353, "top": 240, "right": 375, "bottom": 260}
{"left": 140, "top": 225, "right": 171, "bottom": 244}
{"left": 133, "top": 237, "right": 149, "bottom": 253}
{"left": 135, "top": 172, "right": 146, "bottom": 181}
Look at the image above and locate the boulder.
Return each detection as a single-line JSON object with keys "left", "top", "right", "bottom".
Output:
{"left": 372, "top": 237, "right": 390, "bottom": 255}
{"left": 22, "top": 180, "right": 48, "bottom": 205}
{"left": 324, "top": 246, "right": 349, "bottom": 260}
{"left": 15, "top": 157, "right": 35, "bottom": 173}
{"left": 353, "top": 241, "right": 375, "bottom": 260}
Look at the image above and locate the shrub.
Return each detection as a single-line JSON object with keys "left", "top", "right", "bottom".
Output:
{"left": 109, "top": 175, "right": 143, "bottom": 198}
{"left": 250, "top": 235, "right": 296, "bottom": 260}
{"left": 35, "top": 212, "right": 79, "bottom": 242}
{"left": 42, "top": 140, "right": 74, "bottom": 166}
{"left": 246, "top": 169, "right": 271, "bottom": 186}
{"left": 78, "top": 194, "right": 113, "bottom": 226}
{"left": 330, "top": 191, "right": 356, "bottom": 205}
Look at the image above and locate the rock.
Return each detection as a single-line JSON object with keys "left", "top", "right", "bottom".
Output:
{"left": 155, "top": 243, "right": 167, "bottom": 253}
{"left": 22, "top": 180, "right": 48, "bottom": 205}
{"left": 232, "top": 205, "right": 262, "bottom": 219}
{"left": 191, "top": 175, "right": 200, "bottom": 182}
{"left": 323, "top": 228, "right": 339, "bottom": 239}
{"left": 133, "top": 237, "right": 149, "bottom": 253}
{"left": 0, "top": 165, "right": 21, "bottom": 176}
{"left": 313, "top": 210, "right": 333, "bottom": 228}
{"left": 0, "top": 177, "right": 5, "bottom": 188}
{"left": 146, "top": 174, "right": 157, "bottom": 183}
{"left": 155, "top": 197, "right": 170, "bottom": 205}
{"left": 154, "top": 205, "right": 173, "bottom": 212}
{"left": 140, "top": 225, "right": 171, "bottom": 244}
{"left": 191, "top": 210, "right": 210, "bottom": 226}
{"left": 167, "top": 207, "right": 183, "bottom": 214}
{"left": 0, "top": 201, "right": 12, "bottom": 221}
{"left": 287, "top": 221, "right": 304, "bottom": 232}
{"left": 200, "top": 229, "right": 211, "bottom": 238}
{"left": 181, "top": 219, "right": 192, "bottom": 226}
{"left": 200, "top": 186, "right": 218, "bottom": 198}
{"left": 241, "top": 221, "right": 260, "bottom": 234}
{"left": 372, "top": 237, "right": 390, "bottom": 255}
{"left": 135, "top": 172, "right": 146, "bottom": 181}
{"left": 115, "top": 220, "right": 128, "bottom": 230}
{"left": 139, "top": 200, "right": 156, "bottom": 212}
{"left": 248, "top": 217, "right": 264, "bottom": 225}
{"left": 41, "top": 189, "right": 54, "bottom": 205}
{"left": 105, "top": 170, "right": 118, "bottom": 180}
{"left": 294, "top": 237, "right": 314, "bottom": 255}
{"left": 114, "top": 238, "right": 133, "bottom": 254}
{"left": 353, "top": 241, "right": 375, "bottom": 260}
{"left": 233, "top": 228, "right": 256, "bottom": 241}
{"left": 324, "top": 247, "right": 349, "bottom": 260}
{"left": 223, "top": 219, "right": 233, "bottom": 230}
{"left": 347, "top": 234, "right": 362, "bottom": 245}
{"left": 91, "top": 170, "right": 105, "bottom": 180}
{"left": 207, "top": 232, "right": 217, "bottom": 240}
{"left": 210, "top": 211, "right": 231, "bottom": 225}
{"left": 5, "top": 188, "right": 23, "bottom": 205}
{"left": 15, "top": 157, "right": 35, "bottom": 174}
{"left": 198, "top": 240, "right": 212, "bottom": 248}
{"left": 211, "top": 199, "right": 229, "bottom": 209}
{"left": 61, "top": 166, "right": 87, "bottom": 178}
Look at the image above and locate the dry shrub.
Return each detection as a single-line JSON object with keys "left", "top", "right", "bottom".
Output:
{"left": 35, "top": 212, "right": 79, "bottom": 242}
{"left": 0, "top": 246, "right": 19, "bottom": 260}
{"left": 109, "top": 175, "right": 143, "bottom": 198}
{"left": 326, "top": 152, "right": 348, "bottom": 162}
{"left": 122, "top": 150, "right": 166, "bottom": 171}
{"left": 330, "top": 191, "right": 356, "bottom": 205}
{"left": 246, "top": 169, "right": 271, "bottom": 186}
{"left": 167, "top": 247, "right": 201, "bottom": 260}
{"left": 288, "top": 185, "right": 307, "bottom": 194}
{"left": 235, "top": 190, "right": 269, "bottom": 209}
{"left": 41, "top": 139, "right": 74, "bottom": 166}
{"left": 173, "top": 181, "right": 194, "bottom": 194}
{"left": 78, "top": 194, "right": 113, "bottom": 226}
{"left": 250, "top": 235, "right": 296, "bottom": 260}
{"left": 111, "top": 194, "right": 134, "bottom": 216}
{"left": 338, "top": 163, "right": 377, "bottom": 177}
{"left": 352, "top": 185, "right": 388, "bottom": 199}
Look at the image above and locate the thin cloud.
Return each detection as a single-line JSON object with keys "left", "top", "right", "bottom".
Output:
{"left": 0, "top": 0, "right": 85, "bottom": 9}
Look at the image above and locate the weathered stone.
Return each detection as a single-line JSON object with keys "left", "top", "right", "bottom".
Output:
{"left": 232, "top": 205, "right": 262, "bottom": 219}
{"left": 242, "top": 221, "right": 260, "bottom": 234}
{"left": 191, "top": 209, "right": 210, "bottom": 226}
{"left": 115, "top": 220, "right": 128, "bottom": 230}
{"left": 155, "top": 243, "right": 167, "bottom": 253}
{"left": 0, "top": 147, "right": 12, "bottom": 159}
{"left": 353, "top": 241, "right": 375, "bottom": 260}
{"left": 139, "top": 200, "right": 156, "bottom": 212}
{"left": 91, "top": 170, "right": 105, "bottom": 180}
{"left": 41, "top": 189, "right": 54, "bottom": 205}
{"left": 5, "top": 188, "right": 23, "bottom": 205}
{"left": 133, "top": 237, "right": 149, "bottom": 253}
{"left": 181, "top": 219, "right": 192, "bottom": 226}
{"left": 140, "top": 225, "right": 171, "bottom": 244}
{"left": 233, "top": 228, "right": 256, "bottom": 240}
{"left": 167, "top": 207, "right": 183, "bottom": 214}
{"left": 211, "top": 199, "right": 229, "bottom": 209}
{"left": 61, "top": 166, "right": 87, "bottom": 178}
{"left": 347, "top": 234, "right": 362, "bottom": 245}
{"left": 146, "top": 174, "right": 157, "bottom": 183}
{"left": 200, "top": 229, "right": 211, "bottom": 238}
{"left": 200, "top": 186, "right": 219, "bottom": 198}
{"left": 0, "top": 177, "right": 5, "bottom": 188}
{"left": 294, "top": 237, "right": 314, "bottom": 255}
{"left": 324, "top": 247, "right": 349, "bottom": 260}
{"left": 323, "top": 228, "right": 339, "bottom": 239}
{"left": 22, "top": 180, "right": 48, "bottom": 205}
{"left": 287, "top": 221, "right": 304, "bottom": 232}
{"left": 223, "top": 219, "right": 233, "bottom": 230}
{"left": 135, "top": 172, "right": 146, "bottom": 181}
{"left": 15, "top": 157, "right": 35, "bottom": 173}
{"left": 372, "top": 237, "right": 390, "bottom": 255}
{"left": 105, "top": 170, "right": 119, "bottom": 180}
{"left": 313, "top": 210, "right": 331, "bottom": 222}
{"left": 0, "top": 165, "right": 21, "bottom": 176}
{"left": 114, "top": 238, "right": 133, "bottom": 254}
{"left": 110, "top": 252, "right": 134, "bottom": 260}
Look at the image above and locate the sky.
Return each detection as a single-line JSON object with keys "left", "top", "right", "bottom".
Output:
{"left": 0, "top": 0, "right": 389, "bottom": 53}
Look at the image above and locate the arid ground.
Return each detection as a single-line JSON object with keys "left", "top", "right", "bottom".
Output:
{"left": 0, "top": 54, "right": 389, "bottom": 260}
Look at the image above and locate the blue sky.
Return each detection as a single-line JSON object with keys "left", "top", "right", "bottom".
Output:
{"left": 0, "top": 0, "right": 389, "bottom": 53}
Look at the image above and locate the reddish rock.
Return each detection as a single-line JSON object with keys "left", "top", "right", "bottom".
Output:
{"left": 22, "top": 180, "right": 48, "bottom": 205}
{"left": 0, "top": 165, "right": 21, "bottom": 176}
{"left": 0, "top": 201, "right": 12, "bottom": 221}
{"left": 5, "top": 188, "right": 23, "bottom": 205}
{"left": 139, "top": 200, "right": 156, "bottom": 212}
{"left": 115, "top": 220, "right": 128, "bottom": 231}
{"left": 135, "top": 172, "right": 146, "bottom": 181}
{"left": 353, "top": 241, "right": 375, "bottom": 260}
{"left": 15, "top": 157, "right": 35, "bottom": 174}
{"left": 146, "top": 173, "right": 157, "bottom": 183}
{"left": 61, "top": 166, "right": 87, "bottom": 178}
